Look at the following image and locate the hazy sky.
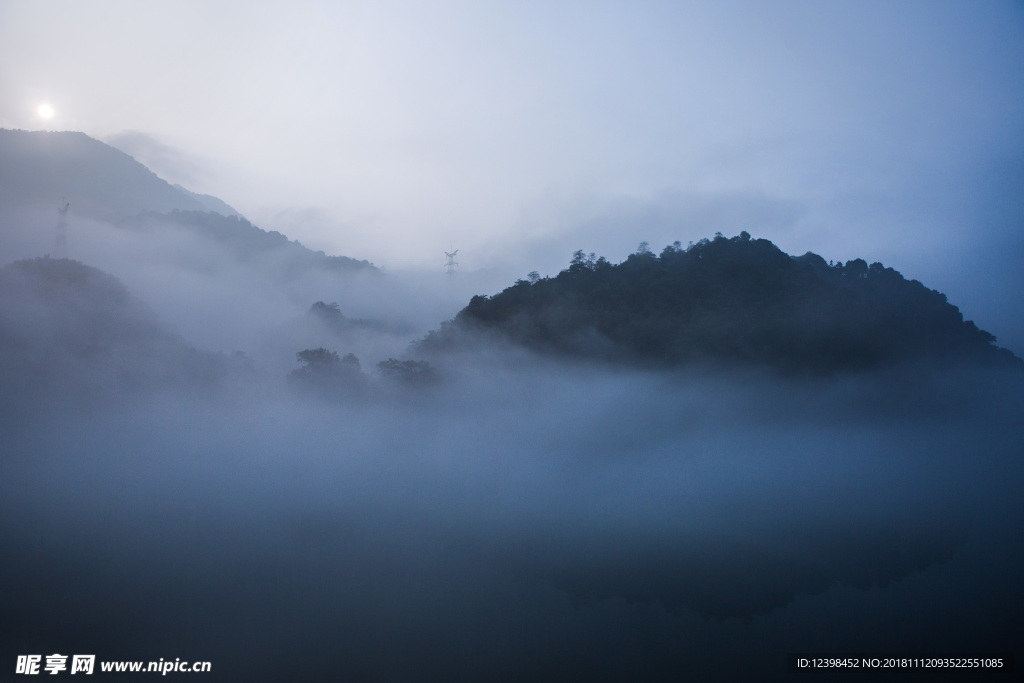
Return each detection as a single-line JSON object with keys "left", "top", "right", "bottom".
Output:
{"left": 2, "top": 0, "right": 1023, "bottom": 348}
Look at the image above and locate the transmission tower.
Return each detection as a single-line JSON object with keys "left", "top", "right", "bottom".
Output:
{"left": 53, "top": 200, "right": 70, "bottom": 259}
{"left": 444, "top": 249, "right": 459, "bottom": 276}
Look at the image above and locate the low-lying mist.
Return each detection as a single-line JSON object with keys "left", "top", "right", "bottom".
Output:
{"left": 0, "top": 205, "right": 510, "bottom": 369}
{"left": 2, "top": 353, "right": 1021, "bottom": 681}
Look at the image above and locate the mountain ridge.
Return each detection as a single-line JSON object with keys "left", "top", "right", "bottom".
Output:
{"left": 421, "top": 232, "right": 1020, "bottom": 374}
{"left": 0, "top": 129, "right": 231, "bottom": 220}
{"left": 0, "top": 128, "right": 376, "bottom": 275}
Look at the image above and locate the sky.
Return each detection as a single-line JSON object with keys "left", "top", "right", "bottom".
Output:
{"left": 1, "top": 0, "right": 1023, "bottom": 350}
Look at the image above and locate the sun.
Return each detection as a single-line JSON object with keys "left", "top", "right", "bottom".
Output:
{"left": 38, "top": 104, "right": 54, "bottom": 119}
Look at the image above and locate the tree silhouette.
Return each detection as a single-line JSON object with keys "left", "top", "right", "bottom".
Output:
{"left": 377, "top": 358, "right": 438, "bottom": 385}
{"left": 290, "top": 348, "right": 364, "bottom": 396}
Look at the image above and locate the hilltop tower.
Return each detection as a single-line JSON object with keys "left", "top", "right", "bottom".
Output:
{"left": 444, "top": 249, "right": 459, "bottom": 276}
{"left": 53, "top": 200, "right": 70, "bottom": 259}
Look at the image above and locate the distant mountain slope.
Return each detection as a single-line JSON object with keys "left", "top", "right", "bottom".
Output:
{"left": 0, "top": 128, "right": 375, "bottom": 276}
{"left": 423, "top": 232, "right": 1020, "bottom": 373}
{"left": 172, "top": 184, "right": 241, "bottom": 217}
{"left": 118, "top": 209, "right": 375, "bottom": 273}
{"left": 0, "top": 129, "right": 236, "bottom": 220}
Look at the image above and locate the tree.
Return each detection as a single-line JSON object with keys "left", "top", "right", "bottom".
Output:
{"left": 569, "top": 250, "right": 597, "bottom": 273}
{"left": 296, "top": 347, "right": 340, "bottom": 367}
{"left": 310, "top": 301, "right": 343, "bottom": 320}
{"left": 844, "top": 258, "right": 868, "bottom": 279}
{"left": 377, "top": 358, "right": 438, "bottom": 385}
{"left": 290, "top": 348, "right": 364, "bottom": 396}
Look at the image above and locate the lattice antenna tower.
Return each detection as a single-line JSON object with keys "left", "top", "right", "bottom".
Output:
{"left": 53, "top": 199, "right": 70, "bottom": 259}
{"left": 444, "top": 248, "right": 459, "bottom": 276}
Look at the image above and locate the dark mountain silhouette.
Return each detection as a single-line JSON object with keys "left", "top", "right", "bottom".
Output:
{"left": 0, "top": 258, "right": 227, "bottom": 420}
{"left": 422, "top": 232, "right": 1020, "bottom": 373}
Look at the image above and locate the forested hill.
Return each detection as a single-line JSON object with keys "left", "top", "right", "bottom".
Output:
{"left": 0, "top": 258, "right": 225, "bottom": 418}
{"left": 424, "top": 232, "right": 1020, "bottom": 373}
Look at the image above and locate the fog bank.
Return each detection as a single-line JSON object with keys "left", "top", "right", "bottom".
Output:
{"left": 2, "top": 360, "right": 1020, "bottom": 681}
